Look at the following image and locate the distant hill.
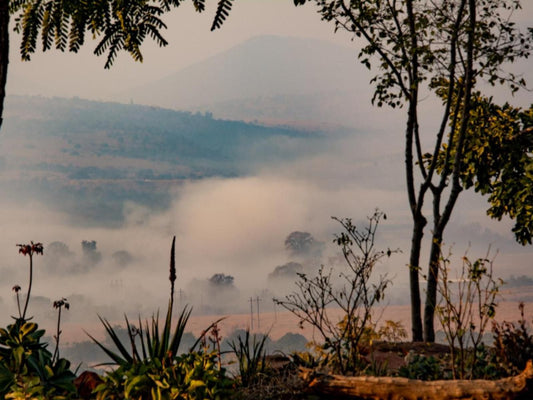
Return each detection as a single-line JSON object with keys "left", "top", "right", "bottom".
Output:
{"left": 120, "top": 35, "right": 376, "bottom": 128}
{"left": 1, "top": 95, "right": 336, "bottom": 225}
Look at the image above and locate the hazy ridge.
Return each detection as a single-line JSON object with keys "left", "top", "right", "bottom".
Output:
{"left": 1, "top": 95, "right": 342, "bottom": 225}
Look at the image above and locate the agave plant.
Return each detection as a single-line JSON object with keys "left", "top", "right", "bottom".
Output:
{"left": 229, "top": 330, "right": 269, "bottom": 387}
{"left": 89, "top": 237, "right": 231, "bottom": 399}
{"left": 88, "top": 236, "right": 192, "bottom": 367}
{"left": 87, "top": 304, "right": 192, "bottom": 368}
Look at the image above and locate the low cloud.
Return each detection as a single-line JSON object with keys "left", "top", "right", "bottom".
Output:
{"left": 0, "top": 133, "right": 526, "bottom": 340}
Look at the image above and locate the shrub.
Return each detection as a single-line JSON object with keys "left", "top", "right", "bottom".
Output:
{"left": 229, "top": 330, "right": 268, "bottom": 387}
{"left": 0, "top": 243, "right": 76, "bottom": 399}
{"left": 492, "top": 302, "right": 533, "bottom": 376}
{"left": 398, "top": 354, "right": 443, "bottom": 381}
{"left": 435, "top": 250, "right": 501, "bottom": 379}
{"left": 377, "top": 320, "right": 408, "bottom": 343}
{"left": 275, "top": 210, "right": 395, "bottom": 375}
{"left": 93, "top": 349, "right": 231, "bottom": 400}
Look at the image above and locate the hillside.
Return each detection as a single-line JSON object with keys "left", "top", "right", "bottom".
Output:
{"left": 0, "top": 95, "right": 333, "bottom": 225}
{"left": 120, "top": 35, "right": 376, "bottom": 128}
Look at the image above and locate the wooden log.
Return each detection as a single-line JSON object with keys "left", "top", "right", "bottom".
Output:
{"left": 300, "top": 360, "right": 533, "bottom": 400}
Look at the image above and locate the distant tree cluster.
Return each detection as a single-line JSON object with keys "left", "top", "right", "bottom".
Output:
{"left": 268, "top": 261, "right": 304, "bottom": 281}
{"left": 183, "top": 273, "right": 240, "bottom": 315}
{"left": 220, "top": 329, "right": 308, "bottom": 354}
{"left": 208, "top": 273, "right": 235, "bottom": 288}
{"left": 81, "top": 240, "right": 102, "bottom": 267}
{"left": 284, "top": 231, "right": 324, "bottom": 261}
{"left": 269, "top": 231, "right": 324, "bottom": 285}
{"left": 43, "top": 240, "right": 133, "bottom": 275}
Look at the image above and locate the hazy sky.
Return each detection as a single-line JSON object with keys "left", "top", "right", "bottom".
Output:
{"left": 7, "top": 2, "right": 343, "bottom": 99}
{"left": 6, "top": 1, "right": 532, "bottom": 107}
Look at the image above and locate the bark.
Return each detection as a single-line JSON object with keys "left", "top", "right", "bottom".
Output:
{"left": 424, "top": 230, "right": 442, "bottom": 342}
{"left": 404, "top": 0, "right": 424, "bottom": 341}
{"left": 405, "top": 72, "right": 424, "bottom": 342}
{"left": 0, "top": 0, "right": 9, "bottom": 131}
{"left": 301, "top": 360, "right": 533, "bottom": 400}
{"left": 409, "top": 214, "right": 425, "bottom": 342}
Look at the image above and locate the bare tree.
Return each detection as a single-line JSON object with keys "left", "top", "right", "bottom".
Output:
{"left": 275, "top": 211, "right": 393, "bottom": 374}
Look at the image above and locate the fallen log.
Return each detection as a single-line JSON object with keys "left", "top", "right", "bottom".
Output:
{"left": 300, "top": 359, "right": 533, "bottom": 400}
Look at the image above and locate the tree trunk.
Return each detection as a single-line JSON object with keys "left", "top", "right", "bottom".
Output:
{"left": 409, "top": 214, "right": 425, "bottom": 342}
{"left": 424, "top": 230, "right": 443, "bottom": 342}
{"left": 0, "top": 0, "right": 9, "bottom": 130}
{"left": 301, "top": 360, "right": 533, "bottom": 400}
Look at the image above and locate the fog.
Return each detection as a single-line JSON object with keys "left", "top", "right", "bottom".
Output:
{"left": 0, "top": 136, "right": 407, "bottom": 319}
{"left": 1, "top": 1, "right": 532, "bottom": 348}
{"left": 0, "top": 129, "right": 528, "bottom": 344}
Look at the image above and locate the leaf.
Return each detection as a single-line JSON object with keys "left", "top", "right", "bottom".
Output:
{"left": 211, "top": 0, "right": 233, "bottom": 31}
{"left": 188, "top": 379, "right": 206, "bottom": 390}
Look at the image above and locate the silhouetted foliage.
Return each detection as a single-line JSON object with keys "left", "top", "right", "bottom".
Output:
{"left": 81, "top": 240, "right": 102, "bottom": 266}
{"left": 9, "top": 0, "right": 235, "bottom": 68}
{"left": 492, "top": 302, "right": 533, "bottom": 376}
{"left": 268, "top": 262, "right": 304, "bottom": 281}
{"left": 209, "top": 273, "right": 235, "bottom": 288}
{"left": 284, "top": 231, "right": 324, "bottom": 260}
{"left": 112, "top": 250, "right": 134, "bottom": 268}
{"left": 47, "top": 241, "right": 73, "bottom": 259}
{"left": 276, "top": 211, "right": 393, "bottom": 375}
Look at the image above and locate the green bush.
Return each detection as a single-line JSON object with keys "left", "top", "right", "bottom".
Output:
{"left": 94, "top": 350, "right": 231, "bottom": 400}
{"left": 0, "top": 243, "right": 76, "bottom": 400}
{"left": 0, "top": 320, "right": 76, "bottom": 399}
{"left": 398, "top": 354, "right": 443, "bottom": 381}
{"left": 492, "top": 302, "right": 533, "bottom": 376}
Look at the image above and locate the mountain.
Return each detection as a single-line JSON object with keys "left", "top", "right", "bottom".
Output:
{"left": 120, "top": 35, "right": 377, "bottom": 128}
{"left": 1, "top": 95, "right": 334, "bottom": 225}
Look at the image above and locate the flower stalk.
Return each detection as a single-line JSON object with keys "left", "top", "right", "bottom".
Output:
{"left": 16, "top": 242, "right": 43, "bottom": 320}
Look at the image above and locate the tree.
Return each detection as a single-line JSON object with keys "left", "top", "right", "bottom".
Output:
{"left": 295, "top": 0, "right": 533, "bottom": 341}
{"left": 429, "top": 99, "right": 533, "bottom": 245}
{"left": 112, "top": 250, "right": 134, "bottom": 267}
{"left": 284, "top": 231, "right": 324, "bottom": 260}
{"left": 208, "top": 273, "right": 235, "bottom": 288}
{"left": 43, "top": 241, "right": 74, "bottom": 274}
{"left": 275, "top": 211, "right": 392, "bottom": 374}
{"left": 268, "top": 261, "right": 304, "bottom": 281}
{"left": 0, "top": 0, "right": 234, "bottom": 130}
{"left": 81, "top": 239, "right": 102, "bottom": 266}
{"left": 47, "top": 241, "right": 72, "bottom": 258}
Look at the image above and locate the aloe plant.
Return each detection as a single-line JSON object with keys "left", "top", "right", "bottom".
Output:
{"left": 87, "top": 304, "right": 192, "bottom": 368}
{"left": 90, "top": 236, "right": 231, "bottom": 399}
{"left": 229, "top": 330, "right": 269, "bottom": 387}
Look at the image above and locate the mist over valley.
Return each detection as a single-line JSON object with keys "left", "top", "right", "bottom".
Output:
{"left": 1, "top": 33, "right": 531, "bottom": 358}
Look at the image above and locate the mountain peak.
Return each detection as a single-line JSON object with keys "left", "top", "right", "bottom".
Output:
{"left": 121, "top": 35, "right": 368, "bottom": 114}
